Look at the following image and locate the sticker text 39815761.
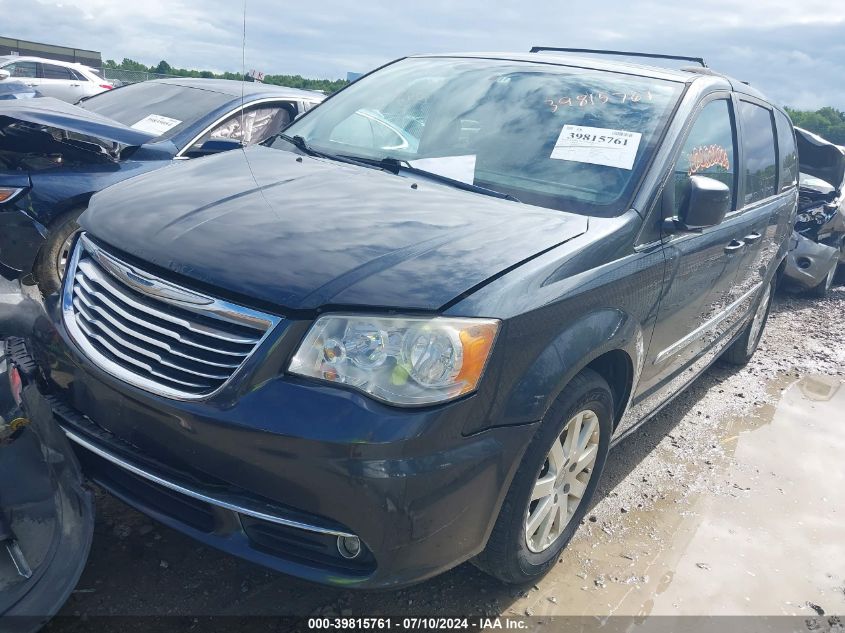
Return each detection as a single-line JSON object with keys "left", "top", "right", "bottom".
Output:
{"left": 551, "top": 125, "right": 643, "bottom": 170}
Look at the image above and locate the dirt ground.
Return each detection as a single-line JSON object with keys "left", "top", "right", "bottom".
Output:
{"left": 3, "top": 277, "right": 844, "bottom": 628}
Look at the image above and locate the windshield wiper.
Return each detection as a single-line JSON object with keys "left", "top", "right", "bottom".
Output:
{"left": 277, "top": 134, "right": 391, "bottom": 172}
{"left": 345, "top": 156, "right": 521, "bottom": 203}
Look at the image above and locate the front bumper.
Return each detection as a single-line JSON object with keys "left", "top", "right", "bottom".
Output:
{"left": 783, "top": 231, "right": 839, "bottom": 289}
{"left": 20, "top": 308, "right": 536, "bottom": 589}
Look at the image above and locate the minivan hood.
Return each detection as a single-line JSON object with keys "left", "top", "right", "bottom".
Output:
{"left": 82, "top": 147, "right": 588, "bottom": 311}
{"left": 0, "top": 97, "right": 156, "bottom": 147}
{"left": 796, "top": 127, "right": 845, "bottom": 191}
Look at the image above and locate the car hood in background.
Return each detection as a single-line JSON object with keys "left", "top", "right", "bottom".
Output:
{"left": 795, "top": 127, "right": 845, "bottom": 192}
{"left": 0, "top": 82, "right": 40, "bottom": 100}
{"left": 82, "top": 146, "right": 588, "bottom": 311}
{"left": 0, "top": 97, "right": 156, "bottom": 147}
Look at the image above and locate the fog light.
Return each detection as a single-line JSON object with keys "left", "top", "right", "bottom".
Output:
{"left": 337, "top": 535, "right": 362, "bottom": 559}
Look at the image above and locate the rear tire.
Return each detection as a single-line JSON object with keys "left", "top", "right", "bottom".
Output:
{"left": 473, "top": 368, "right": 613, "bottom": 584}
{"left": 34, "top": 209, "right": 83, "bottom": 296}
{"left": 722, "top": 279, "right": 774, "bottom": 365}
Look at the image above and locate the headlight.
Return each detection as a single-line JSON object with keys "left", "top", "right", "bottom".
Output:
{"left": 288, "top": 315, "right": 499, "bottom": 406}
{"left": 0, "top": 187, "right": 25, "bottom": 204}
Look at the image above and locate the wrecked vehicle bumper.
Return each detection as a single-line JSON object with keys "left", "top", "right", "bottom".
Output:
{"left": 783, "top": 231, "right": 840, "bottom": 289}
{"left": 1, "top": 341, "right": 94, "bottom": 624}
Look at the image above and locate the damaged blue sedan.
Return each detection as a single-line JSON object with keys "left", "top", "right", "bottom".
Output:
{"left": 0, "top": 78, "right": 323, "bottom": 293}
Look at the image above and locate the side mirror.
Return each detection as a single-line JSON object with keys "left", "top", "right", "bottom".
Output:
{"left": 666, "top": 175, "right": 731, "bottom": 232}
{"left": 0, "top": 69, "right": 10, "bottom": 81}
{"left": 190, "top": 138, "right": 242, "bottom": 157}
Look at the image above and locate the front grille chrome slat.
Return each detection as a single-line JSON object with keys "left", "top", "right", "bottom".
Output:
{"left": 74, "top": 317, "right": 215, "bottom": 390}
{"left": 73, "top": 301, "right": 232, "bottom": 380}
{"left": 72, "top": 293, "right": 243, "bottom": 369}
{"left": 62, "top": 234, "right": 282, "bottom": 399}
{"left": 77, "top": 259, "right": 261, "bottom": 345}
{"left": 73, "top": 277, "right": 251, "bottom": 358}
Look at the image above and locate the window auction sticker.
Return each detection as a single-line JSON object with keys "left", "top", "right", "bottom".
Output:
{"left": 131, "top": 114, "right": 182, "bottom": 136}
{"left": 551, "top": 125, "right": 642, "bottom": 170}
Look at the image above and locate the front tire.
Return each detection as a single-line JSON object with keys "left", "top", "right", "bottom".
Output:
{"left": 473, "top": 368, "right": 613, "bottom": 584}
{"left": 34, "top": 210, "right": 83, "bottom": 296}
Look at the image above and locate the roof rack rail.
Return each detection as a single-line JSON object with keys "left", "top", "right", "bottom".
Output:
{"left": 529, "top": 47, "right": 708, "bottom": 68}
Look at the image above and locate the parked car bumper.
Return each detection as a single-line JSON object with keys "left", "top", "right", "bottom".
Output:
{"left": 783, "top": 231, "right": 840, "bottom": 289}
{"left": 18, "top": 314, "right": 537, "bottom": 589}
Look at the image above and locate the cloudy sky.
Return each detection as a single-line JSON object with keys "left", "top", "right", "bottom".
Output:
{"left": 3, "top": 0, "right": 843, "bottom": 109}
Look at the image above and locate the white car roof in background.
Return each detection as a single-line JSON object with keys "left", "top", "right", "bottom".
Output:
{"left": 0, "top": 55, "right": 90, "bottom": 69}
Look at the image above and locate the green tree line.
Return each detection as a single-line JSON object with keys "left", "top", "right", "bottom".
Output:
{"left": 103, "top": 58, "right": 349, "bottom": 93}
{"left": 785, "top": 106, "right": 845, "bottom": 146}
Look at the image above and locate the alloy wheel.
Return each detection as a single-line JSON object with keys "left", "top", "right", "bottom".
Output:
{"left": 525, "top": 409, "right": 600, "bottom": 553}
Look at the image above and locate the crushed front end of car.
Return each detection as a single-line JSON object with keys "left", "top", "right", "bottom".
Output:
{"left": 0, "top": 97, "right": 156, "bottom": 277}
{"left": 783, "top": 128, "right": 845, "bottom": 293}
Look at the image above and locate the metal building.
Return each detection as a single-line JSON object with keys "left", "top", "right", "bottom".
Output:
{"left": 0, "top": 36, "right": 101, "bottom": 68}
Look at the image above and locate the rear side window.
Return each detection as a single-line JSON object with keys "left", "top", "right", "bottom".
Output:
{"left": 774, "top": 110, "right": 798, "bottom": 191}
{"left": 3, "top": 61, "right": 37, "bottom": 78}
{"left": 673, "top": 99, "right": 736, "bottom": 215}
{"left": 738, "top": 101, "right": 777, "bottom": 205}
{"left": 42, "top": 64, "right": 74, "bottom": 80}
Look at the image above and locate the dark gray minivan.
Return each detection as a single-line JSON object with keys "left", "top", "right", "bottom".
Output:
{"left": 8, "top": 49, "right": 797, "bottom": 592}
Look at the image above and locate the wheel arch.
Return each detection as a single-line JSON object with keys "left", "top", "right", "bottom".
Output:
{"left": 584, "top": 349, "right": 634, "bottom": 430}
{"left": 481, "top": 308, "right": 643, "bottom": 434}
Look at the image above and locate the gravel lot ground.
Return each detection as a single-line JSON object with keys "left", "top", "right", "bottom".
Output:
{"left": 3, "top": 275, "right": 844, "bottom": 629}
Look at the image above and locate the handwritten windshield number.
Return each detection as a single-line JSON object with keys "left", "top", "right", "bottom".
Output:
{"left": 547, "top": 90, "right": 653, "bottom": 112}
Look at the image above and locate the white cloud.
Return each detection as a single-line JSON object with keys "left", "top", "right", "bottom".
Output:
{"left": 1, "top": 0, "right": 843, "bottom": 108}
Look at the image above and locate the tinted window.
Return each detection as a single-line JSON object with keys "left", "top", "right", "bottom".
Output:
{"left": 673, "top": 99, "right": 736, "bottom": 215}
{"left": 79, "top": 82, "right": 233, "bottom": 139}
{"left": 3, "top": 61, "right": 37, "bottom": 78}
{"left": 42, "top": 64, "right": 73, "bottom": 80}
{"left": 739, "top": 101, "right": 777, "bottom": 204}
{"left": 774, "top": 109, "right": 798, "bottom": 191}
{"left": 278, "top": 57, "right": 684, "bottom": 217}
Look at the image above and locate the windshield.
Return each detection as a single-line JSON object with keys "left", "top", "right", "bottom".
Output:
{"left": 275, "top": 57, "right": 683, "bottom": 216}
{"left": 79, "top": 82, "right": 232, "bottom": 139}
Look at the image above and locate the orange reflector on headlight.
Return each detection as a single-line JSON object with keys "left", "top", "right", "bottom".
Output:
{"left": 0, "top": 187, "right": 24, "bottom": 204}
{"left": 456, "top": 322, "right": 499, "bottom": 393}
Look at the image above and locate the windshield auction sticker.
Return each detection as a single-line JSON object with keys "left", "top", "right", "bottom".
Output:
{"left": 551, "top": 125, "right": 642, "bottom": 170}
{"left": 131, "top": 114, "right": 183, "bottom": 136}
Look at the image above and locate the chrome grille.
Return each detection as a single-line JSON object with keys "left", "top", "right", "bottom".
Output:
{"left": 62, "top": 233, "right": 281, "bottom": 399}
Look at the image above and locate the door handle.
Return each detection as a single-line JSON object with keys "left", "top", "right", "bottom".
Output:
{"left": 743, "top": 232, "right": 762, "bottom": 244}
{"left": 70, "top": 83, "right": 81, "bottom": 87}
{"left": 724, "top": 239, "right": 745, "bottom": 253}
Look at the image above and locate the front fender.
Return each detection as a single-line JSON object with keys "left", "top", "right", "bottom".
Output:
{"left": 468, "top": 308, "right": 642, "bottom": 434}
